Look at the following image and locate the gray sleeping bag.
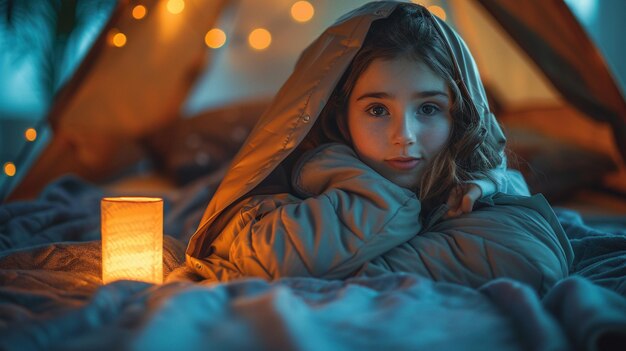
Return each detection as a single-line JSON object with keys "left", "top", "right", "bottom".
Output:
{"left": 188, "top": 143, "right": 573, "bottom": 297}
{"left": 362, "top": 193, "right": 574, "bottom": 295}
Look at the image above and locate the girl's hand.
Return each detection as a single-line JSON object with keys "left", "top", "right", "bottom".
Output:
{"left": 444, "top": 183, "right": 482, "bottom": 219}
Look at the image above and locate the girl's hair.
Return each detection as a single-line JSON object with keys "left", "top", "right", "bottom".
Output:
{"left": 303, "top": 3, "right": 502, "bottom": 217}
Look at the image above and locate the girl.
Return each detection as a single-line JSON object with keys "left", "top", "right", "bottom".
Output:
{"left": 185, "top": 1, "right": 572, "bottom": 293}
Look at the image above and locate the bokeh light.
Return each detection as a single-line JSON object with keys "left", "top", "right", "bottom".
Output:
{"left": 3, "top": 162, "right": 16, "bottom": 177}
{"left": 111, "top": 32, "right": 126, "bottom": 48}
{"left": 205, "top": 28, "right": 226, "bottom": 49}
{"left": 25, "top": 128, "right": 37, "bottom": 142}
{"left": 291, "top": 1, "right": 315, "bottom": 23}
{"left": 132, "top": 5, "right": 147, "bottom": 20}
{"left": 248, "top": 28, "right": 272, "bottom": 50}
{"left": 167, "top": 0, "right": 185, "bottom": 14}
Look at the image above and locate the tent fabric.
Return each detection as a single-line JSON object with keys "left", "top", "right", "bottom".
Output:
{"left": 5, "top": 0, "right": 230, "bottom": 202}
{"left": 476, "top": 0, "right": 626, "bottom": 162}
{"left": 449, "top": 0, "right": 561, "bottom": 108}
{"left": 5, "top": 0, "right": 625, "bottom": 202}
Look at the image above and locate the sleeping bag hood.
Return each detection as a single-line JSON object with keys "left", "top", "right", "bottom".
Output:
{"left": 186, "top": 1, "right": 506, "bottom": 258}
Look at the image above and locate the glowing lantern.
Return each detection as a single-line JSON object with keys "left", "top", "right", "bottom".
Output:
{"left": 101, "top": 197, "right": 163, "bottom": 284}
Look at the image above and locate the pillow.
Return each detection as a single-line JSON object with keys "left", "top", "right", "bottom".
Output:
{"left": 505, "top": 127, "right": 617, "bottom": 201}
{"left": 145, "top": 99, "right": 269, "bottom": 185}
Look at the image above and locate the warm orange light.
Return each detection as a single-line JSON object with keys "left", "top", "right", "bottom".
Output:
{"left": 291, "top": 1, "right": 314, "bottom": 23}
{"left": 101, "top": 197, "right": 163, "bottom": 284}
{"left": 109, "top": 30, "right": 127, "bottom": 47}
{"left": 3, "top": 162, "right": 16, "bottom": 177}
{"left": 167, "top": 0, "right": 184, "bottom": 14}
{"left": 427, "top": 5, "right": 447, "bottom": 21}
{"left": 248, "top": 28, "right": 271, "bottom": 50}
{"left": 205, "top": 28, "right": 226, "bottom": 49}
{"left": 25, "top": 128, "right": 37, "bottom": 141}
{"left": 132, "top": 5, "right": 147, "bottom": 20}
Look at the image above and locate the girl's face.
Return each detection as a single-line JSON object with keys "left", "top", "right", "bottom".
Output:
{"left": 347, "top": 56, "right": 452, "bottom": 191}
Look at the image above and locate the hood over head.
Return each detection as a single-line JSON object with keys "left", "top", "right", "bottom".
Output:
{"left": 186, "top": 1, "right": 505, "bottom": 257}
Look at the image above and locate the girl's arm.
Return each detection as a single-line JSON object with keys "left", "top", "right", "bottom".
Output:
{"left": 446, "top": 154, "right": 530, "bottom": 218}
{"left": 471, "top": 154, "right": 530, "bottom": 196}
{"left": 225, "top": 143, "right": 421, "bottom": 279}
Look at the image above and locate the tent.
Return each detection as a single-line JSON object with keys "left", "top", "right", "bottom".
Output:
{"left": 1, "top": 0, "right": 625, "bottom": 212}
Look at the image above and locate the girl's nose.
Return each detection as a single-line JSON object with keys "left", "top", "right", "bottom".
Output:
{"left": 391, "top": 112, "right": 417, "bottom": 146}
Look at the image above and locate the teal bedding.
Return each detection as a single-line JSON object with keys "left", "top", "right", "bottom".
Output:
{"left": 0, "top": 176, "right": 625, "bottom": 350}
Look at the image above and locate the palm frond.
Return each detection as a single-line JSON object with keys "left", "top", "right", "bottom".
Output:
{"left": 1, "top": 0, "right": 60, "bottom": 105}
{"left": 0, "top": 0, "right": 116, "bottom": 107}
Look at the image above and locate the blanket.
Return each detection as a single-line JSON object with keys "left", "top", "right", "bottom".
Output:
{"left": 1, "top": 176, "right": 625, "bottom": 350}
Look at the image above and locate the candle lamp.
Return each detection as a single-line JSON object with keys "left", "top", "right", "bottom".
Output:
{"left": 101, "top": 197, "right": 163, "bottom": 284}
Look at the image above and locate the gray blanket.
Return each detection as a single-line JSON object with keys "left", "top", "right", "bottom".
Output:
{"left": 1, "top": 176, "right": 625, "bottom": 350}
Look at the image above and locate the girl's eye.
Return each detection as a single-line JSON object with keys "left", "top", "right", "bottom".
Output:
{"left": 367, "top": 105, "right": 389, "bottom": 117}
{"left": 419, "top": 104, "right": 440, "bottom": 116}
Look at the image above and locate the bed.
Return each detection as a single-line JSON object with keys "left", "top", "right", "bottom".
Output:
{"left": 2, "top": 117, "right": 626, "bottom": 350}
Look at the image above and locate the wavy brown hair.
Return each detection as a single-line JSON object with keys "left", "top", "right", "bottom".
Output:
{"left": 304, "top": 3, "right": 502, "bottom": 218}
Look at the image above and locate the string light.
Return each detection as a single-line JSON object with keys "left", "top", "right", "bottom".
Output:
{"left": 24, "top": 128, "right": 37, "bottom": 142}
{"left": 205, "top": 28, "right": 226, "bottom": 49}
{"left": 132, "top": 5, "right": 147, "bottom": 20}
{"left": 248, "top": 28, "right": 271, "bottom": 50}
{"left": 109, "top": 29, "right": 127, "bottom": 47}
{"left": 167, "top": 0, "right": 185, "bottom": 14}
{"left": 3, "top": 162, "right": 16, "bottom": 177}
{"left": 427, "top": 5, "right": 447, "bottom": 20}
{"left": 291, "top": 1, "right": 315, "bottom": 23}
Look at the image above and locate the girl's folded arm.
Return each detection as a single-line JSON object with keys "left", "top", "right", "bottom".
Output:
{"left": 228, "top": 143, "right": 422, "bottom": 279}
{"left": 467, "top": 154, "right": 531, "bottom": 197}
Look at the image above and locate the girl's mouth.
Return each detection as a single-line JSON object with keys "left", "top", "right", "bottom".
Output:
{"left": 385, "top": 157, "right": 422, "bottom": 171}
